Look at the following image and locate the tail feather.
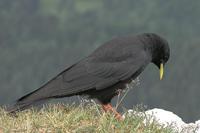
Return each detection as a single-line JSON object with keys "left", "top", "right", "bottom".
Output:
{"left": 6, "top": 62, "right": 90, "bottom": 113}
{"left": 7, "top": 101, "right": 34, "bottom": 114}
{"left": 7, "top": 75, "right": 63, "bottom": 113}
{"left": 6, "top": 99, "right": 48, "bottom": 114}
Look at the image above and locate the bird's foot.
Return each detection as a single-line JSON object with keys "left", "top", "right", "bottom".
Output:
{"left": 102, "top": 103, "right": 123, "bottom": 121}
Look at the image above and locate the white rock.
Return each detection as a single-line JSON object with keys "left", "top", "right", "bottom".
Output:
{"left": 145, "top": 108, "right": 185, "bottom": 132}
{"left": 123, "top": 108, "right": 200, "bottom": 133}
{"left": 182, "top": 123, "right": 199, "bottom": 133}
{"left": 194, "top": 120, "right": 200, "bottom": 133}
{"left": 195, "top": 120, "right": 200, "bottom": 125}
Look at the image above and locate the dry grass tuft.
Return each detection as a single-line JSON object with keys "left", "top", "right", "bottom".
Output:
{"left": 0, "top": 103, "right": 174, "bottom": 133}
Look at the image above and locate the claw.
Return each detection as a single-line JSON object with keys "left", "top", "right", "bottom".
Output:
{"left": 102, "top": 103, "right": 123, "bottom": 121}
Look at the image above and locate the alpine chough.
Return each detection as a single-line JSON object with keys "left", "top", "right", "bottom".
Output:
{"left": 8, "top": 33, "right": 170, "bottom": 119}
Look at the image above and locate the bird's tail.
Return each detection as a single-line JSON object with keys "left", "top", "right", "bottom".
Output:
{"left": 6, "top": 99, "right": 42, "bottom": 114}
{"left": 7, "top": 75, "right": 64, "bottom": 113}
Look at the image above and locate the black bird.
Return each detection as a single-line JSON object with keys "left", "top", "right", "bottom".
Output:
{"left": 8, "top": 33, "right": 170, "bottom": 119}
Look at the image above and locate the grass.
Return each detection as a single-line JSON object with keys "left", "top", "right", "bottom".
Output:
{"left": 0, "top": 103, "right": 174, "bottom": 133}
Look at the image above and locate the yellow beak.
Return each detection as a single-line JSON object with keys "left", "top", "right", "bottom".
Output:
{"left": 160, "top": 63, "right": 164, "bottom": 80}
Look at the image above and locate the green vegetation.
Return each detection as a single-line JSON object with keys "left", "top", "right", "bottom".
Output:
{"left": 0, "top": 104, "right": 173, "bottom": 133}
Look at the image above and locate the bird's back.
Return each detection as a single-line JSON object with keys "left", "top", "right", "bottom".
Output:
{"left": 89, "top": 35, "right": 145, "bottom": 63}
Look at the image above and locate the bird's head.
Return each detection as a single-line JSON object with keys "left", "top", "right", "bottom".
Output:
{"left": 142, "top": 33, "right": 170, "bottom": 80}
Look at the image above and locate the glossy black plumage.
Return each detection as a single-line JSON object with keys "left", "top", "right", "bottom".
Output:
{"left": 8, "top": 33, "right": 170, "bottom": 113}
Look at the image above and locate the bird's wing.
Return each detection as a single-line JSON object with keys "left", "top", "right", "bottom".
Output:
{"left": 58, "top": 50, "right": 150, "bottom": 94}
{"left": 13, "top": 50, "right": 150, "bottom": 109}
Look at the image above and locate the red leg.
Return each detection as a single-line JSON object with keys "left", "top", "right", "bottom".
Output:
{"left": 102, "top": 103, "right": 123, "bottom": 120}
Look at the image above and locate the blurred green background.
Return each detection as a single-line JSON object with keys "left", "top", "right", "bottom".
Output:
{"left": 0, "top": 0, "right": 200, "bottom": 122}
